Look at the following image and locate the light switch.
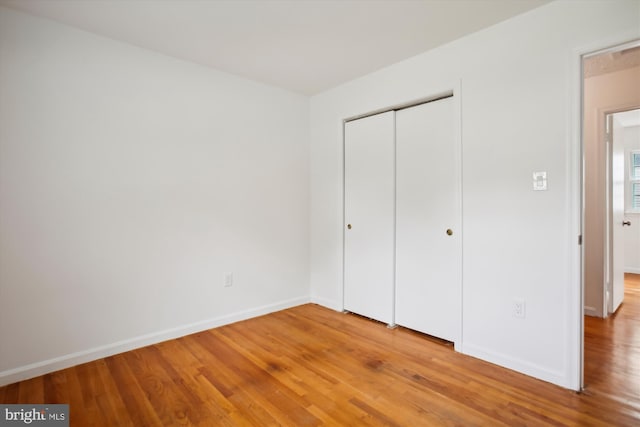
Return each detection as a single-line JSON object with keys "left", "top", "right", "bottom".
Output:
{"left": 533, "top": 171, "right": 547, "bottom": 191}
{"left": 224, "top": 272, "right": 233, "bottom": 287}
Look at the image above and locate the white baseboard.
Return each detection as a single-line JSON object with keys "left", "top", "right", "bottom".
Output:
{"left": 624, "top": 267, "right": 640, "bottom": 274}
{"left": 310, "top": 295, "right": 343, "bottom": 312}
{"left": 584, "top": 306, "right": 598, "bottom": 317}
{"left": 461, "top": 343, "right": 572, "bottom": 390}
{"left": 0, "top": 296, "right": 310, "bottom": 387}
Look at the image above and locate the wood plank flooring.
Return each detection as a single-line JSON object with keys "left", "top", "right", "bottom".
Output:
{"left": 584, "top": 273, "right": 640, "bottom": 415}
{"left": 1, "top": 276, "right": 639, "bottom": 426}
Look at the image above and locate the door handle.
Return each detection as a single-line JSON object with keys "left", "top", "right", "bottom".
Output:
{"left": 623, "top": 221, "right": 631, "bottom": 226}
{"left": 347, "top": 224, "right": 352, "bottom": 230}
{"left": 446, "top": 229, "right": 453, "bottom": 236}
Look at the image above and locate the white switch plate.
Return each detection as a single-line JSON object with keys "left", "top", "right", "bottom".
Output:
{"left": 224, "top": 272, "right": 233, "bottom": 287}
{"left": 533, "top": 171, "right": 547, "bottom": 191}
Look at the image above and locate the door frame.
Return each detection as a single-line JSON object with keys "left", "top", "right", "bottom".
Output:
{"left": 572, "top": 33, "right": 640, "bottom": 391}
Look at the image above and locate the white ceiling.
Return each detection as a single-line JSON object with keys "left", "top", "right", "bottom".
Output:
{"left": 0, "top": 0, "right": 550, "bottom": 95}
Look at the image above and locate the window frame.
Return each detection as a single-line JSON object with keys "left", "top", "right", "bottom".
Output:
{"left": 628, "top": 150, "right": 640, "bottom": 213}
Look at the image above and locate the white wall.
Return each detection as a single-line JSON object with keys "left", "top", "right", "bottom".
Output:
{"left": 0, "top": 7, "right": 309, "bottom": 385}
{"left": 584, "top": 66, "right": 640, "bottom": 317}
{"left": 623, "top": 125, "right": 640, "bottom": 273}
{"left": 2, "top": 0, "right": 639, "bottom": 393}
{"left": 309, "top": 0, "right": 640, "bottom": 390}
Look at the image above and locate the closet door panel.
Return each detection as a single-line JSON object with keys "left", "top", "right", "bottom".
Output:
{"left": 344, "top": 111, "right": 395, "bottom": 324}
{"left": 396, "top": 98, "right": 461, "bottom": 342}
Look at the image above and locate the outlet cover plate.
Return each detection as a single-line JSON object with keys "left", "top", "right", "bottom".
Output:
{"left": 513, "top": 298, "right": 526, "bottom": 318}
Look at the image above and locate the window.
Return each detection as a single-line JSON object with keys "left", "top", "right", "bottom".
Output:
{"left": 630, "top": 151, "right": 640, "bottom": 211}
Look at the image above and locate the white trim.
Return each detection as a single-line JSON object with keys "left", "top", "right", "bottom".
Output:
{"left": 583, "top": 39, "right": 640, "bottom": 59}
{"left": 625, "top": 268, "right": 640, "bottom": 274}
{"left": 463, "top": 343, "right": 569, "bottom": 389}
{"left": 310, "top": 295, "right": 343, "bottom": 312}
{"left": 584, "top": 306, "right": 599, "bottom": 317}
{"left": 341, "top": 119, "right": 347, "bottom": 314}
{"left": 344, "top": 92, "right": 453, "bottom": 123}
{"left": 568, "top": 39, "right": 585, "bottom": 393}
{"left": 391, "top": 109, "right": 397, "bottom": 329}
{"left": 453, "top": 79, "right": 464, "bottom": 351}
{"left": 0, "top": 296, "right": 309, "bottom": 387}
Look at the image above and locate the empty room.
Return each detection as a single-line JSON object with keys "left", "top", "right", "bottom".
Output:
{"left": 1, "top": 0, "right": 639, "bottom": 425}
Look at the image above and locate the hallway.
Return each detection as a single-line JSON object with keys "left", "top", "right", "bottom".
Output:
{"left": 584, "top": 273, "right": 640, "bottom": 409}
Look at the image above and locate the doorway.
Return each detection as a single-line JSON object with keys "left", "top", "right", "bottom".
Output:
{"left": 582, "top": 40, "right": 640, "bottom": 389}
{"left": 606, "top": 109, "right": 640, "bottom": 315}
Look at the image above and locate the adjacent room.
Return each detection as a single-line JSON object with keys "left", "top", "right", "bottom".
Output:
{"left": 1, "top": 0, "right": 639, "bottom": 425}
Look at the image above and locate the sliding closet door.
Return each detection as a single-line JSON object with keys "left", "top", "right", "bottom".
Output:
{"left": 344, "top": 111, "right": 395, "bottom": 325}
{"left": 396, "top": 97, "right": 461, "bottom": 343}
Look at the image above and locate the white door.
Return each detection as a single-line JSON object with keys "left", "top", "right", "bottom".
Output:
{"left": 395, "top": 97, "right": 461, "bottom": 343}
{"left": 344, "top": 111, "right": 395, "bottom": 325}
{"left": 609, "top": 113, "right": 626, "bottom": 313}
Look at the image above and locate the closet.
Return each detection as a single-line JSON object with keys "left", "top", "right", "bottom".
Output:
{"left": 344, "top": 96, "right": 461, "bottom": 344}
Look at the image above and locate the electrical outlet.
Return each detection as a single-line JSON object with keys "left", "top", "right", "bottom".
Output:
{"left": 513, "top": 298, "right": 526, "bottom": 318}
{"left": 224, "top": 272, "right": 233, "bottom": 287}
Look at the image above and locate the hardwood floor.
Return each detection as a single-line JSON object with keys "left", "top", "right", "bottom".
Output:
{"left": 1, "top": 278, "right": 639, "bottom": 426}
{"left": 584, "top": 273, "right": 640, "bottom": 413}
